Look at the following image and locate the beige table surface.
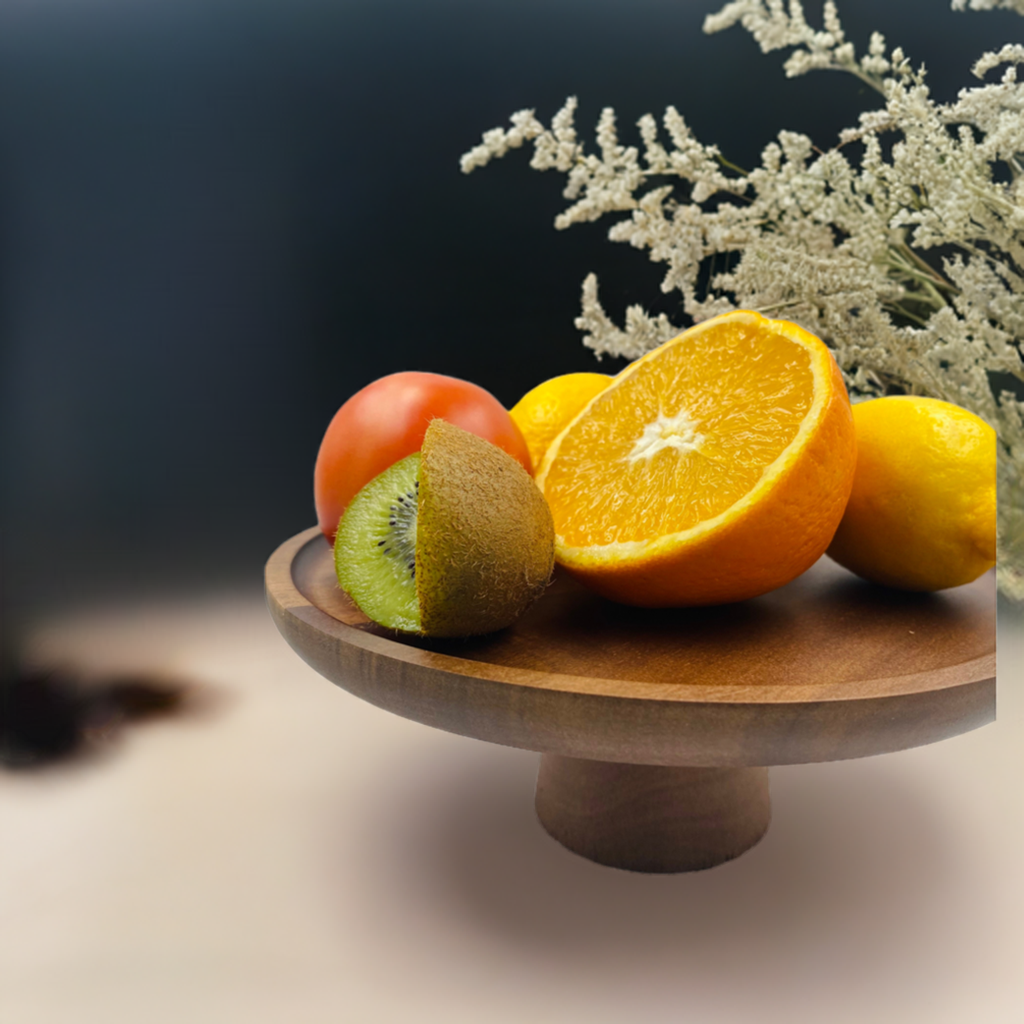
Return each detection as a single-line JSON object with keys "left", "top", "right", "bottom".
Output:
{"left": 2, "top": 580, "right": 1021, "bottom": 1024}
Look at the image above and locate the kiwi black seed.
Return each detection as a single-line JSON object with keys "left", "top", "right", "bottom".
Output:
{"left": 334, "top": 419, "right": 555, "bottom": 637}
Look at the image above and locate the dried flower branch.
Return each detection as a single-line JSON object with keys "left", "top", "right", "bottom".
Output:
{"left": 952, "top": 0, "right": 1024, "bottom": 14}
{"left": 462, "top": 0, "right": 1024, "bottom": 600}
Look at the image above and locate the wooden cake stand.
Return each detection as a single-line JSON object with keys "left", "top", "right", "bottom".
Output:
{"left": 265, "top": 527, "right": 996, "bottom": 873}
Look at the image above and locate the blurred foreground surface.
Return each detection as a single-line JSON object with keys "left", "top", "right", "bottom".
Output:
{"left": 0, "top": 584, "right": 1021, "bottom": 1024}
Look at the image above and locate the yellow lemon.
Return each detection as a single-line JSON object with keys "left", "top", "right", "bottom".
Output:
{"left": 827, "top": 396, "right": 996, "bottom": 591}
{"left": 509, "top": 372, "right": 613, "bottom": 472}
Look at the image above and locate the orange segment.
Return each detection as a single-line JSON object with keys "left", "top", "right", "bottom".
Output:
{"left": 535, "top": 310, "right": 857, "bottom": 606}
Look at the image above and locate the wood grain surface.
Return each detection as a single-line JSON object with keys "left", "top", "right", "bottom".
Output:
{"left": 265, "top": 527, "right": 996, "bottom": 768}
{"left": 535, "top": 758, "right": 771, "bottom": 872}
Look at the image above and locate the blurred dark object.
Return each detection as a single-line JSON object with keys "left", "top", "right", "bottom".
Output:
{"left": 0, "top": 662, "right": 188, "bottom": 769}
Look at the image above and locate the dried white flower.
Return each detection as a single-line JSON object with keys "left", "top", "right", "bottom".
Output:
{"left": 459, "top": 108, "right": 548, "bottom": 174}
{"left": 953, "top": 0, "right": 1024, "bottom": 14}
{"left": 462, "top": 1, "right": 1024, "bottom": 599}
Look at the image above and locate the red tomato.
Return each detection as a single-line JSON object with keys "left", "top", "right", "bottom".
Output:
{"left": 314, "top": 371, "right": 532, "bottom": 540}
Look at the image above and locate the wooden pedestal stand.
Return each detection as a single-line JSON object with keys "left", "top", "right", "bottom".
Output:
{"left": 266, "top": 528, "right": 995, "bottom": 874}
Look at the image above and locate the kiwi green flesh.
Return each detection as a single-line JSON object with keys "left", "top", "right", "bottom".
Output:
{"left": 334, "top": 453, "right": 422, "bottom": 633}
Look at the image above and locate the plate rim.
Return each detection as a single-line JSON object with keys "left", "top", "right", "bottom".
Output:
{"left": 266, "top": 526, "right": 997, "bottom": 708}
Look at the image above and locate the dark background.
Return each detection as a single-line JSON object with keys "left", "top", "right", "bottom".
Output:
{"left": 0, "top": 0, "right": 1019, "bottom": 623}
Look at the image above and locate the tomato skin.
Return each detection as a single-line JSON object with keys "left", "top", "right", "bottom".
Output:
{"left": 314, "top": 371, "right": 532, "bottom": 540}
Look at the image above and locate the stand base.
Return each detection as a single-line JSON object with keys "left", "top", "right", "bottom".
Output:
{"left": 535, "top": 755, "right": 771, "bottom": 873}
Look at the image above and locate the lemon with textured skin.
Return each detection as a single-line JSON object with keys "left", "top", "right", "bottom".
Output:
{"left": 509, "top": 372, "right": 613, "bottom": 472}
{"left": 826, "top": 396, "right": 996, "bottom": 591}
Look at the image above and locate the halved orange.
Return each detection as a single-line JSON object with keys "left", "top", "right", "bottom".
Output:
{"left": 535, "top": 310, "right": 857, "bottom": 606}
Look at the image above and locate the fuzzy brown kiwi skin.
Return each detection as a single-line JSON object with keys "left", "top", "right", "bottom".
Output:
{"left": 416, "top": 419, "right": 555, "bottom": 638}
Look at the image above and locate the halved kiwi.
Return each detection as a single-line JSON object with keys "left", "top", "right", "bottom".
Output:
{"left": 334, "top": 419, "right": 555, "bottom": 637}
